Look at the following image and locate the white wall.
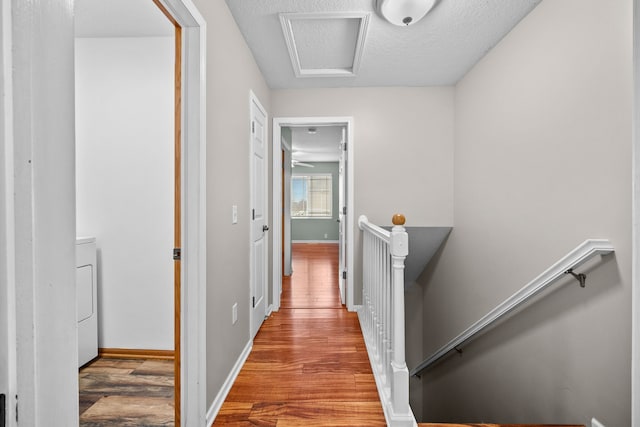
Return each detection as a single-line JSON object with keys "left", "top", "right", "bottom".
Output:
{"left": 420, "top": 0, "right": 632, "bottom": 425}
{"left": 75, "top": 37, "right": 174, "bottom": 350}
{"left": 0, "top": 0, "right": 14, "bottom": 421}
{"left": 11, "top": 0, "right": 78, "bottom": 424}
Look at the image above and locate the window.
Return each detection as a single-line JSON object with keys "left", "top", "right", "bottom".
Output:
{"left": 291, "top": 174, "right": 332, "bottom": 218}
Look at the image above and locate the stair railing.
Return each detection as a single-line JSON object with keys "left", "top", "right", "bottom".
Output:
{"left": 411, "top": 239, "right": 614, "bottom": 377}
{"left": 359, "top": 214, "right": 416, "bottom": 427}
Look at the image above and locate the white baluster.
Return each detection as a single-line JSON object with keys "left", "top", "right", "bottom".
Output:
{"left": 389, "top": 214, "right": 410, "bottom": 418}
{"left": 358, "top": 214, "right": 415, "bottom": 426}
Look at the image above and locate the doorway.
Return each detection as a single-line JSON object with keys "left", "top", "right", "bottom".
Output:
{"left": 75, "top": 0, "right": 177, "bottom": 423}
{"left": 72, "top": 0, "right": 205, "bottom": 425}
{"left": 272, "top": 117, "right": 354, "bottom": 312}
{"left": 3, "top": 0, "right": 204, "bottom": 424}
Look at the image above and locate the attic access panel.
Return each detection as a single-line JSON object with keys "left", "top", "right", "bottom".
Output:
{"left": 279, "top": 12, "right": 370, "bottom": 78}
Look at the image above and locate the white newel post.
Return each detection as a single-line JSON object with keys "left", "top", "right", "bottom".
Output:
{"left": 389, "top": 214, "right": 411, "bottom": 423}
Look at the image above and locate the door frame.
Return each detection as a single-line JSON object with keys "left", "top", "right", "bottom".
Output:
{"left": 1, "top": 0, "right": 17, "bottom": 424}
{"left": 154, "top": 1, "right": 207, "bottom": 424}
{"left": 272, "top": 117, "right": 355, "bottom": 312}
{"left": 3, "top": 0, "right": 207, "bottom": 425}
{"left": 158, "top": 2, "right": 207, "bottom": 424}
{"left": 249, "top": 91, "right": 269, "bottom": 339}
{"left": 632, "top": 0, "right": 639, "bottom": 423}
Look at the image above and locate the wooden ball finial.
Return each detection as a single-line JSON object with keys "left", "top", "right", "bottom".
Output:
{"left": 392, "top": 214, "right": 406, "bottom": 226}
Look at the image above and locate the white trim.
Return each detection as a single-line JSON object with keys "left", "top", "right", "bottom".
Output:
{"left": 206, "top": 340, "right": 253, "bottom": 426}
{"left": 633, "top": 0, "right": 640, "bottom": 423}
{"left": 279, "top": 12, "right": 370, "bottom": 78}
{"left": 12, "top": 1, "right": 79, "bottom": 423}
{"left": 249, "top": 90, "right": 269, "bottom": 339}
{"left": 272, "top": 117, "right": 355, "bottom": 311}
{"left": 292, "top": 240, "right": 339, "bottom": 244}
{"left": 292, "top": 217, "right": 334, "bottom": 220}
{"left": 1, "top": 0, "right": 17, "bottom": 425}
{"left": 155, "top": 2, "right": 208, "bottom": 425}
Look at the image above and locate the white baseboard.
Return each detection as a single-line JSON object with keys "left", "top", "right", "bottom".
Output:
{"left": 206, "top": 340, "right": 252, "bottom": 426}
{"left": 292, "top": 240, "right": 339, "bottom": 244}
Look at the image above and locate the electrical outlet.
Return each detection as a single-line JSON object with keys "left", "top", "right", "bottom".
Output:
{"left": 592, "top": 418, "right": 605, "bottom": 427}
{"left": 324, "top": 233, "right": 328, "bottom": 239}
{"left": 232, "top": 303, "right": 238, "bottom": 324}
{"left": 232, "top": 205, "right": 238, "bottom": 224}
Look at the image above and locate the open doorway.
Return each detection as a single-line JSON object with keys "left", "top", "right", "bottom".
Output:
{"left": 72, "top": 0, "right": 206, "bottom": 425}
{"left": 272, "top": 117, "right": 354, "bottom": 312}
{"left": 4, "top": 0, "right": 204, "bottom": 424}
{"left": 74, "top": 0, "right": 176, "bottom": 424}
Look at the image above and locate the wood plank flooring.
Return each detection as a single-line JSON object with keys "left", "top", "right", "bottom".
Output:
{"left": 79, "top": 358, "right": 174, "bottom": 426}
{"left": 214, "top": 242, "right": 386, "bottom": 426}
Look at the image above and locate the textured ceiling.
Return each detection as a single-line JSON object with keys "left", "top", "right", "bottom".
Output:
{"left": 289, "top": 126, "right": 345, "bottom": 162}
{"left": 225, "top": 0, "right": 542, "bottom": 89}
{"left": 75, "top": 0, "right": 174, "bottom": 38}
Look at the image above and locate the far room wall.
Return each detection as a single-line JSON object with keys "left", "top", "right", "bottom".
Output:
{"left": 75, "top": 36, "right": 175, "bottom": 350}
{"left": 292, "top": 162, "right": 340, "bottom": 242}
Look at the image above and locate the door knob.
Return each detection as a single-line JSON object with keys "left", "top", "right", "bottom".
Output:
{"left": 263, "top": 225, "right": 270, "bottom": 232}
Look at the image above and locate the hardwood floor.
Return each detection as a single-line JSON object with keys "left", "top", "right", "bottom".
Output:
{"left": 214, "top": 242, "right": 386, "bottom": 426}
{"left": 281, "top": 243, "right": 342, "bottom": 309}
{"left": 79, "top": 358, "right": 174, "bottom": 426}
{"left": 419, "top": 425, "right": 584, "bottom": 427}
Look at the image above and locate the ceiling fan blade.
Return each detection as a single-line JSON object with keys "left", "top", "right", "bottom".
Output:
{"left": 292, "top": 161, "right": 315, "bottom": 168}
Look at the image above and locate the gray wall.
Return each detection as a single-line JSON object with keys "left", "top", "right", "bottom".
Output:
{"left": 192, "top": 0, "right": 272, "bottom": 410}
{"left": 272, "top": 87, "right": 456, "bottom": 305}
{"left": 419, "top": 0, "right": 632, "bottom": 425}
{"left": 292, "top": 162, "right": 340, "bottom": 241}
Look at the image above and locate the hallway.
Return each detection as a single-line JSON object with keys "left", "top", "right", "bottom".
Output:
{"left": 214, "top": 243, "right": 386, "bottom": 425}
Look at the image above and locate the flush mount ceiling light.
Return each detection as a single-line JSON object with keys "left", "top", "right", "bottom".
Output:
{"left": 376, "top": 0, "right": 436, "bottom": 26}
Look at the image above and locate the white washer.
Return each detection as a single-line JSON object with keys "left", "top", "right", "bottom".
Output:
{"left": 76, "top": 237, "right": 98, "bottom": 367}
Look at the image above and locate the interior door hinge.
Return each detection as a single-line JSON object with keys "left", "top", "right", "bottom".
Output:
{"left": 342, "top": 271, "right": 347, "bottom": 280}
{"left": 252, "top": 296, "right": 256, "bottom": 308}
{"left": 252, "top": 209, "right": 255, "bottom": 220}
{"left": 343, "top": 142, "right": 347, "bottom": 151}
{"left": 342, "top": 206, "right": 346, "bottom": 215}
{"left": 251, "top": 121, "right": 255, "bottom": 134}
{"left": 173, "top": 248, "right": 181, "bottom": 261}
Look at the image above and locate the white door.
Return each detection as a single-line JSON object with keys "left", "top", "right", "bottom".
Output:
{"left": 338, "top": 128, "right": 347, "bottom": 304}
{"left": 250, "top": 93, "right": 268, "bottom": 339}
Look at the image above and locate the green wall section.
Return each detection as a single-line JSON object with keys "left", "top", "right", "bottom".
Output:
{"left": 291, "top": 162, "right": 339, "bottom": 241}
{"left": 281, "top": 126, "right": 292, "bottom": 145}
